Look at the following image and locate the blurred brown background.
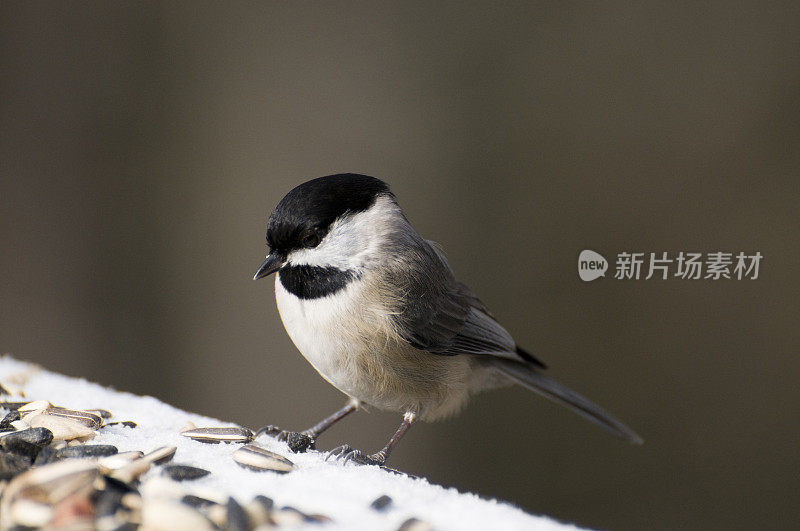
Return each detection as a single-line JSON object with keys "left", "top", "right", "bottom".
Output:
{"left": 2, "top": 2, "right": 799, "bottom": 529}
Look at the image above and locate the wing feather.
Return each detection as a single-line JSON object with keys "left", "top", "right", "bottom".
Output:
{"left": 388, "top": 238, "right": 545, "bottom": 368}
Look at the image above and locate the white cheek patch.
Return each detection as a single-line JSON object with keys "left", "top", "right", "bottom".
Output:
{"left": 287, "top": 196, "right": 400, "bottom": 270}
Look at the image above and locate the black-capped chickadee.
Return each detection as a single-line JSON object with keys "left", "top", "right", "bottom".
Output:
{"left": 254, "top": 174, "right": 641, "bottom": 466}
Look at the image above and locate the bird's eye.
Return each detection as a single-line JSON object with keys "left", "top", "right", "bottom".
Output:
{"left": 303, "top": 233, "right": 321, "bottom": 248}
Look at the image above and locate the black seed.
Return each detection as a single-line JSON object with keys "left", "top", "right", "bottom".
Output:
{"left": 253, "top": 495, "right": 274, "bottom": 511}
{"left": 60, "top": 444, "right": 119, "bottom": 459}
{"left": 0, "top": 402, "right": 27, "bottom": 410}
{"left": 281, "top": 506, "right": 315, "bottom": 522}
{"left": 95, "top": 486, "right": 125, "bottom": 517}
{"left": 104, "top": 421, "right": 137, "bottom": 429}
{"left": 104, "top": 475, "right": 139, "bottom": 495}
{"left": 370, "top": 494, "right": 393, "bottom": 511}
{"left": 33, "top": 445, "right": 61, "bottom": 466}
{"left": 162, "top": 464, "right": 211, "bottom": 481}
{"left": 0, "top": 450, "right": 30, "bottom": 480}
{"left": 225, "top": 496, "right": 248, "bottom": 531}
{"left": 0, "top": 427, "right": 54, "bottom": 459}
{"left": 286, "top": 432, "right": 314, "bottom": 453}
{"left": 0, "top": 410, "right": 20, "bottom": 431}
{"left": 182, "top": 495, "right": 217, "bottom": 509}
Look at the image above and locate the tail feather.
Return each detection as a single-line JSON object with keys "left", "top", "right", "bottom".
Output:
{"left": 493, "top": 359, "right": 643, "bottom": 444}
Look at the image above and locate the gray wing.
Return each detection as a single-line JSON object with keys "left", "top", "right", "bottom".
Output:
{"left": 388, "top": 239, "right": 643, "bottom": 443}
{"left": 389, "top": 239, "right": 545, "bottom": 368}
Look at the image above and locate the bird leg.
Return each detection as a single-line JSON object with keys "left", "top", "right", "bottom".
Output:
{"left": 328, "top": 412, "right": 416, "bottom": 466}
{"left": 257, "top": 399, "right": 359, "bottom": 453}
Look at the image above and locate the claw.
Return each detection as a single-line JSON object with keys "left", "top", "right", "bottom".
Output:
{"left": 325, "top": 444, "right": 351, "bottom": 461}
{"left": 342, "top": 449, "right": 363, "bottom": 465}
{"left": 326, "top": 445, "right": 385, "bottom": 466}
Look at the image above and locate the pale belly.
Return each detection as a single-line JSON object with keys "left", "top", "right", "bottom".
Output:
{"left": 274, "top": 274, "right": 473, "bottom": 420}
{"left": 275, "top": 275, "right": 361, "bottom": 395}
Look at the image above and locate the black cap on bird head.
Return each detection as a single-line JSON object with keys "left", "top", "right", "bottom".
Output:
{"left": 254, "top": 174, "right": 393, "bottom": 279}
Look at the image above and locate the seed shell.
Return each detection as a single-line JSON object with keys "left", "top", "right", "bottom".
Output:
{"left": 162, "top": 464, "right": 211, "bottom": 482}
{"left": 25, "top": 414, "right": 95, "bottom": 442}
{"left": 0, "top": 427, "right": 54, "bottom": 459}
{"left": 232, "top": 444, "right": 294, "bottom": 474}
{"left": 370, "top": 494, "right": 393, "bottom": 511}
{"left": 226, "top": 496, "right": 249, "bottom": 531}
{"left": 181, "top": 427, "right": 254, "bottom": 444}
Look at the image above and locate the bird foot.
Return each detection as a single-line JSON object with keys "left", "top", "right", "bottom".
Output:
{"left": 326, "top": 444, "right": 386, "bottom": 466}
{"left": 255, "top": 425, "right": 316, "bottom": 453}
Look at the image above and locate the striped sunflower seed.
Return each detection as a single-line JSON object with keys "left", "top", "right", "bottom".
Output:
{"left": 232, "top": 444, "right": 294, "bottom": 474}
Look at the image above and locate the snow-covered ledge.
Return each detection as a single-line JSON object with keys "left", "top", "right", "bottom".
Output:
{"left": 0, "top": 356, "right": 583, "bottom": 530}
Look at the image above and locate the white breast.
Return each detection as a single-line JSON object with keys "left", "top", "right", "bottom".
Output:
{"left": 274, "top": 263, "right": 474, "bottom": 421}
{"left": 274, "top": 274, "right": 365, "bottom": 398}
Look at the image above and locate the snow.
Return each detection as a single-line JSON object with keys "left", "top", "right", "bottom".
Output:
{"left": 0, "top": 356, "right": 584, "bottom": 530}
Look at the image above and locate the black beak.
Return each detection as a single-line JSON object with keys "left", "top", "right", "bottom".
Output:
{"left": 253, "top": 253, "right": 284, "bottom": 280}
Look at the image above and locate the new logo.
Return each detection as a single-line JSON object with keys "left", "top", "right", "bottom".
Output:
{"left": 578, "top": 250, "right": 608, "bottom": 282}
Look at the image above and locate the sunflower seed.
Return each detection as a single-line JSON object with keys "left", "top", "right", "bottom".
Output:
{"left": 141, "top": 475, "right": 186, "bottom": 500}
{"left": 181, "top": 427, "right": 254, "bottom": 444}
{"left": 182, "top": 486, "right": 228, "bottom": 505}
{"left": 207, "top": 503, "right": 228, "bottom": 527}
{"left": 141, "top": 498, "right": 215, "bottom": 531}
{"left": 32, "top": 445, "right": 59, "bottom": 466}
{"left": 94, "top": 481, "right": 127, "bottom": 517}
{"left": 17, "top": 399, "right": 51, "bottom": 413}
{"left": 226, "top": 496, "right": 249, "bottom": 531}
{"left": 25, "top": 414, "right": 95, "bottom": 441}
{"left": 47, "top": 407, "right": 104, "bottom": 429}
{"left": 398, "top": 518, "right": 432, "bottom": 531}
{"left": 370, "top": 494, "right": 393, "bottom": 511}
{"left": 270, "top": 506, "right": 309, "bottom": 525}
{"left": 0, "top": 458, "right": 100, "bottom": 527}
{"left": 232, "top": 444, "right": 294, "bottom": 473}
{"left": 255, "top": 494, "right": 274, "bottom": 509}
{"left": 0, "top": 427, "right": 54, "bottom": 461}
{"left": 310, "top": 513, "right": 333, "bottom": 523}
{"left": 162, "top": 464, "right": 210, "bottom": 481}
{"left": 144, "top": 445, "right": 177, "bottom": 465}
{"left": 0, "top": 402, "right": 28, "bottom": 410}
{"left": 105, "top": 420, "right": 137, "bottom": 429}
{"left": 85, "top": 408, "right": 113, "bottom": 419}
{"left": 0, "top": 451, "right": 29, "bottom": 480}
{"left": 59, "top": 444, "right": 118, "bottom": 459}
{"left": 98, "top": 451, "right": 144, "bottom": 470}
{"left": 109, "top": 447, "right": 176, "bottom": 484}
{"left": 244, "top": 497, "right": 271, "bottom": 527}
{"left": 10, "top": 419, "right": 29, "bottom": 431}
{"left": 0, "top": 410, "right": 21, "bottom": 431}
{"left": 182, "top": 494, "right": 217, "bottom": 509}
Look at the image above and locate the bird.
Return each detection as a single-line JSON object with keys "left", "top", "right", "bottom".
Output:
{"left": 254, "top": 173, "right": 641, "bottom": 466}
